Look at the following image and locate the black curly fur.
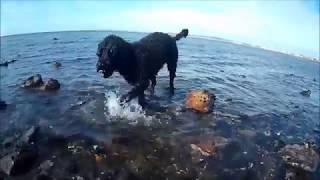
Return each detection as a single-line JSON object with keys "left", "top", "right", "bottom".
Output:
{"left": 96, "top": 29, "right": 188, "bottom": 106}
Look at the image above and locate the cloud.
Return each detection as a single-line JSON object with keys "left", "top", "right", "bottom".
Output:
{"left": 123, "top": 8, "right": 267, "bottom": 39}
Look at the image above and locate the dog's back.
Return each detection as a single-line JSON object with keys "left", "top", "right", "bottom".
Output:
{"left": 133, "top": 32, "right": 178, "bottom": 76}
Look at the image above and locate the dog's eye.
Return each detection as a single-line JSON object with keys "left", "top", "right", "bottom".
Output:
{"left": 108, "top": 48, "right": 114, "bottom": 57}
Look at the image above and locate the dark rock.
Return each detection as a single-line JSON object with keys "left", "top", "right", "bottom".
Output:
{"left": 2, "top": 136, "right": 17, "bottom": 148}
{"left": 112, "top": 136, "right": 131, "bottom": 145}
{"left": 22, "top": 74, "right": 44, "bottom": 88}
{"left": 225, "top": 98, "right": 232, "bottom": 102}
{"left": 35, "top": 173, "right": 52, "bottom": 180}
{"left": 52, "top": 61, "right": 62, "bottom": 68}
{"left": 41, "top": 79, "right": 60, "bottom": 91}
{"left": 0, "top": 62, "right": 8, "bottom": 66}
{"left": 53, "top": 38, "right": 58, "bottom": 40}
{"left": 0, "top": 59, "right": 16, "bottom": 67}
{"left": 300, "top": 89, "right": 311, "bottom": 97}
{"left": 21, "top": 126, "right": 39, "bottom": 144}
{"left": 0, "top": 144, "right": 38, "bottom": 176}
{"left": 66, "top": 160, "right": 79, "bottom": 174}
{"left": 313, "top": 78, "right": 316, "bottom": 82}
{"left": 279, "top": 144, "right": 319, "bottom": 172}
{"left": 0, "top": 100, "right": 7, "bottom": 110}
{"left": 39, "top": 160, "right": 54, "bottom": 175}
{"left": 285, "top": 166, "right": 310, "bottom": 180}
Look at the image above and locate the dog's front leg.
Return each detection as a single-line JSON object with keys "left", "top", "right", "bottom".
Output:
{"left": 120, "top": 80, "right": 149, "bottom": 104}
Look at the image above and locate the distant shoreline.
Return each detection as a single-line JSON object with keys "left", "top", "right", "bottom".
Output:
{"left": 1, "top": 30, "right": 319, "bottom": 62}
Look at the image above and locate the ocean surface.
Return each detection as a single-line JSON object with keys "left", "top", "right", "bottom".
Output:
{"left": 0, "top": 31, "right": 319, "bottom": 179}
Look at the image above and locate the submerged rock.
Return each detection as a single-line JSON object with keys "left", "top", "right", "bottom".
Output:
{"left": 52, "top": 61, "right": 62, "bottom": 68}
{"left": 300, "top": 89, "right": 311, "bottom": 97}
{"left": 22, "top": 74, "right": 44, "bottom": 88}
{"left": 0, "top": 126, "right": 40, "bottom": 176}
{"left": 279, "top": 144, "right": 319, "bottom": 172}
{"left": 21, "top": 126, "right": 39, "bottom": 144}
{"left": 41, "top": 79, "right": 60, "bottom": 91}
{"left": 185, "top": 90, "right": 216, "bottom": 113}
{"left": 0, "top": 61, "right": 8, "bottom": 66}
{"left": 0, "top": 100, "right": 7, "bottom": 110}
{"left": 0, "top": 59, "right": 17, "bottom": 67}
{"left": 39, "top": 160, "right": 54, "bottom": 175}
{"left": 190, "top": 143, "right": 216, "bottom": 156}
{"left": 0, "top": 144, "right": 38, "bottom": 175}
{"left": 53, "top": 37, "right": 58, "bottom": 40}
{"left": 190, "top": 135, "right": 229, "bottom": 163}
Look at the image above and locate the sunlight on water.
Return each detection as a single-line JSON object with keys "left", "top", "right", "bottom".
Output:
{"left": 104, "top": 91, "right": 154, "bottom": 125}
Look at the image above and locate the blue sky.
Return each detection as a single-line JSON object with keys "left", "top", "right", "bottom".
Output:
{"left": 1, "top": 0, "right": 319, "bottom": 58}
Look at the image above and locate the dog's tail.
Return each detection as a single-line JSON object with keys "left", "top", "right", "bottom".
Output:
{"left": 174, "top": 29, "right": 188, "bottom": 41}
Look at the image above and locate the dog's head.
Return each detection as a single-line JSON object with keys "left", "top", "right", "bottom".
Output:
{"left": 96, "top": 35, "right": 126, "bottom": 78}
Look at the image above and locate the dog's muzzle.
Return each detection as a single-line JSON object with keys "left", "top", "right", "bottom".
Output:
{"left": 96, "top": 61, "right": 113, "bottom": 78}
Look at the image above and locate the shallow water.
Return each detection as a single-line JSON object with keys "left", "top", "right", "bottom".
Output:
{"left": 0, "top": 31, "right": 319, "bottom": 179}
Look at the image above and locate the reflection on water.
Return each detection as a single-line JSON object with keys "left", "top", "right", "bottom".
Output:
{"left": 0, "top": 31, "right": 319, "bottom": 179}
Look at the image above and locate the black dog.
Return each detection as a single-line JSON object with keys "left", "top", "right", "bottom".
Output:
{"left": 96, "top": 29, "right": 188, "bottom": 106}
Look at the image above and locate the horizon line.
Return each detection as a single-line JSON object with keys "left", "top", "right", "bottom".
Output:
{"left": 1, "top": 29, "right": 319, "bottom": 61}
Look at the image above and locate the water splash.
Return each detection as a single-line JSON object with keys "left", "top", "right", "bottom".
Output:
{"left": 103, "top": 91, "right": 154, "bottom": 126}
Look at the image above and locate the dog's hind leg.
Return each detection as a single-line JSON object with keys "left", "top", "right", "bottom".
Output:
{"left": 138, "top": 93, "right": 147, "bottom": 108}
{"left": 149, "top": 75, "right": 157, "bottom": 95}
{"left": 167, "top": 60, "right": 177, "bottom": 95}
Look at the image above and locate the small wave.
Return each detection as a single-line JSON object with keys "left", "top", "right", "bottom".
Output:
{"left": 103, "top": 91, "right": 154, "bottom": 126}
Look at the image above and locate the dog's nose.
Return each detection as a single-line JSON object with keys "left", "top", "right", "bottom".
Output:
{"left": 96, "top": 61, "right": 104, "bottom": 72}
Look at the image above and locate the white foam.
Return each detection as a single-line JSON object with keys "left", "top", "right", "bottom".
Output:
{"left": 103, "top": 91, "right": 154, "bottom": 126}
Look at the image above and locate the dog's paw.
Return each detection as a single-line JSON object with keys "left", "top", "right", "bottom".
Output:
{"left": 119, "top": 94, "right": 129, "bottom": 105}
{"left": 169, "top": 87, "right": 175, "bottom": 96}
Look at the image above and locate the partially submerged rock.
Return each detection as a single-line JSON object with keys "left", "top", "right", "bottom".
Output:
{"left": 0, "top": 144, "right": 38, "bottom": 176}
{"left": 190, "top": 143, "right": 216, "bottom": 156}
{"left": 0, "top": 100, "right": 7, "bottom": 110}
{"left": 0, "top": 59, "right": 17, "bottom": 67}
{"left": 41, "top": 79, "right": 60, "bottom": 91}
{"left": 0, "top": 126, "right": 40, "bottom": 176}
{"left": 22, "top": 75, "right": 60, "bottom": 91}
{"left": 300, "top": 89, "right": 311, "bottom": 97}
{"left": 52, "top": 61, "right": 62, "bottom": 68}
{"left": 20, "top": 126, "right": 39, "bottom": 144}
{"left": 22, "top": 74, "right": 44, "bottom": 88}
{"left": 185, "top": 90, "right": 216, "bottom": 113}
{"left": 279, "top": 144, "right": 319, "bottom": 172}
{"left": 190, "top": 136, "right": 228, "bottom": 157}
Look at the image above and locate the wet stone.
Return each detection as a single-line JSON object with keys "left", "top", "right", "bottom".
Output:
{"left": 39, "top": 160, "right": 54, "bottom": 174}
{"left": 22, "top": 74, "right": 44, "bottom": 88}
{"left": 0, "top": 100, "right": 7, "bottom": 110}
{"left": 0, "top": 59, "right": 17, "bottom": 66}
{"left": 52, "top": 61, "right": 62, "bottom": 68}
{"left": 279, "top": 144, "right": 319, "bottom": 172}
{"left": 41, "top": 79, "right": 60, "bottom": 91}
{"left": 0, "top": 144, "right": 38, "bottom": 176}
{"left": 185, "top": 90, "right": 216, "bottom": 113}
{"left": 21, "top": 126, "right": 39, "bottom": 144}
{"left": 65, "top": 160, "right": 79, "bottom": 174}
{"left": 225, "top": 98, "right": 232, "bottom": 102}
{"left": 300, "top": 89, "right": 311, "bottom": 97}
{"left": 35, "top": 173, "right": 52, "bottom": 180}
